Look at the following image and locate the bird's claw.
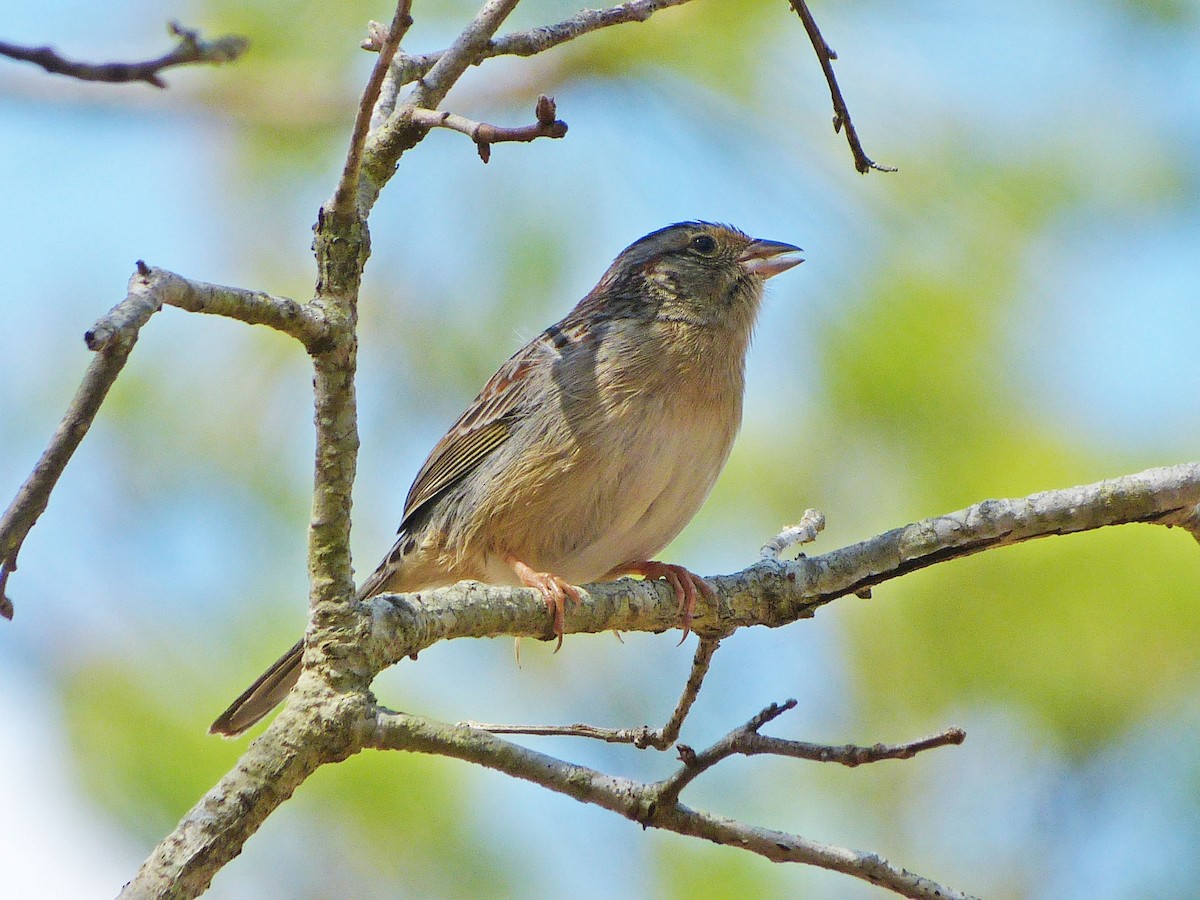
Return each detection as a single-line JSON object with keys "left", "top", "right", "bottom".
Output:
{"left": 616, "top": 560, "right": 713, "bottom": 643}
{"left": 508, "top": 557, "right": 582, "bottom": 651}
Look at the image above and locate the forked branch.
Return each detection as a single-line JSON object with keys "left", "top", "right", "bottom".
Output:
{"left": 329, "top": 2, "right": 413, "bottom": 220}
{"left": 382, "top": 0, "right": 694, "bottom": 85}
{"left": 659, "top": 700, "right": 964, "bottom": 805}
{"left": 0, "top": 264, "right": 319, "bottom": 617}
{"left": 368, "top": 709, "right": 978, "bottom": 900}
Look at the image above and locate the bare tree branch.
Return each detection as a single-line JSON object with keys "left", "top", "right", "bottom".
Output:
{"left": 410, "top": 95, "right": 567, "bottom": 162}
{"left": 788, "top": 0, "right": 895, "bottom": 174}
{"left": 751, "top": 725, "right": 968, "bottom": 767}
{"left": 118, "top": 692, "right": 367, "bottom": 899}
{"left": 759, "top": 507, "right": 826, "bottom": 560}
{"left": 0, "top": 272, "right": 159, "bottom": 618}
{"left": 0, "top": 263, "right": 323, "bottom": 618}
{"left": 114, "top": 263, "right": 327, "bottom": 349}
{"left": 661, "top": 701, "right": 965, "bottom": 803}
{"left": 409, "top": 0, "right": 523, "bottom": 112}
{"left": 361, "top": 0, "right": 524, "bottom": 212}
{"left": 126, "top": 462, "right": 1195, "bottom": 896}
{"left": 367, "top": 710, "right": 978, "bottom": 900}
{"left": 0, "top": 21, "right": 248, "bottom": 89}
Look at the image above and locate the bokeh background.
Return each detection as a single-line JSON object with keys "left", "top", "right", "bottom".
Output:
{"left": 3, "top": 0, "right": 1199, "bottom": 897}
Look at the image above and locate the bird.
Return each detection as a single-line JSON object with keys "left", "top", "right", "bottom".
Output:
{"left": 210, "top": 221, "right": 803, "bottom": 736}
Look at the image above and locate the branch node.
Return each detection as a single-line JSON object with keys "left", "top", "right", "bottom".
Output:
{"left": 410, "top": 98, "right": 568, "bottom": 164}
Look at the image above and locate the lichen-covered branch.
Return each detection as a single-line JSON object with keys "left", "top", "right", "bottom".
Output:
{"left": 0, "top": 21, "right": 248, "bottom": 89}
{"left": 361, "top": 463, "right": 1200, "bottom": 666}
{"left": 118, "top": 691, "right": 367, "bottom": 899}
{"left": 759, "top": 508, "right": 826, "bottom": 560}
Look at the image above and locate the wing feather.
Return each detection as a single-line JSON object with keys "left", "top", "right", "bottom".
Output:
{"left": 397, "top": 317, "right": 594, "bottom": 532}
{"left": 398, "top": 349, "right": 537, "bottom": 530}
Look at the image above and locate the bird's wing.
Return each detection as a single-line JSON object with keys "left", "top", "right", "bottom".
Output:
{"left": 398, "top": 335, "right": 546, "bottom": 531}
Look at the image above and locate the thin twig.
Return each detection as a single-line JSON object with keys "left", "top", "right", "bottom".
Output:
{"left": 788, "top": 0, "right": 894, "bottom": 174}
{"left": 381, "top": 0, "right": 694, "bottom": 86}
{"left": 464, "top": 637, "right": 720, "bottom": 748}
{"left": 660, "top": 705, "right": 963, "bottom": 804}
{"left": 0, "top": 21, "right": 248, "bottom": 89}
{"left": 408, "top": 0, "right": 523, "bottom": 112}
{"left": 410, "top": 95, "right": 567, "bottom": 163}
{"left": 363, "top": 21, "right": 404, "bottom": 131}
{"left": 747, "top": 726, "right": 967, "bottom": 767}
{"left": 461, "top": 720, "right": 667, "bottom": 743}
{"left": 330, "top": 2, "right": 413, "bottom": 220}
{"left": 658, "top": 636, "right": 721, "bottom": 745}
{"left": 361, "top": 0, "right": 525, "bottom": 211}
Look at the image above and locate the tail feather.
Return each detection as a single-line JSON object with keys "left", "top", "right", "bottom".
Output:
{"left": 209, "top": 638, "right": 304, "bottom": 737}
{"left": 210, "top": 542, "right": 408, "bottom": 737}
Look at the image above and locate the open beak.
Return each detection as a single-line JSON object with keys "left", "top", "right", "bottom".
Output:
{"left": 738, "top": 238, "right": 804, "bottom": 279}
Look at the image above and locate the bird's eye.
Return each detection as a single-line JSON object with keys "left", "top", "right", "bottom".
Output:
{"left": 689, "top": 234, "right": 718, "bottom": 255}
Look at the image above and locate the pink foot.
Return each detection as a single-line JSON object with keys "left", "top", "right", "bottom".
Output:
{"left": 507, "top": 556, "right": 582, "bottom": 652}
{"left": 608, "top": 560, "right": 714, "bottom": 643}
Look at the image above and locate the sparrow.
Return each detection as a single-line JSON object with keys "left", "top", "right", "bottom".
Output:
{"left": 211, "top": 221, "right": 803, "bottom": 736}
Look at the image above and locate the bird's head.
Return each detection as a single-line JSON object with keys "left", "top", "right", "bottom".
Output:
{"left": 586, "top": 222, "right": 803, "bottom": 332}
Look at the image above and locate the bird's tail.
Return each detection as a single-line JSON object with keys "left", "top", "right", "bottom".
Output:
{"left": 209, "top": 637, "right": 304, "bottom": 737}
{"left": 209, "top": 544, "right": 407, "bottom": 737}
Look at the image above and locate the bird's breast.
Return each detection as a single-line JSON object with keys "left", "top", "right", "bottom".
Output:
{"left": 479, "top": 329, "right": 745, "bottom": 584}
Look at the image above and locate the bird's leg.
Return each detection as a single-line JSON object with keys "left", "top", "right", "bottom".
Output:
{"left": 606, "top": 561, "right": 715, "bottom": 643}
{"left": 506, "top": 556, "right": 582, "bottom": 652}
